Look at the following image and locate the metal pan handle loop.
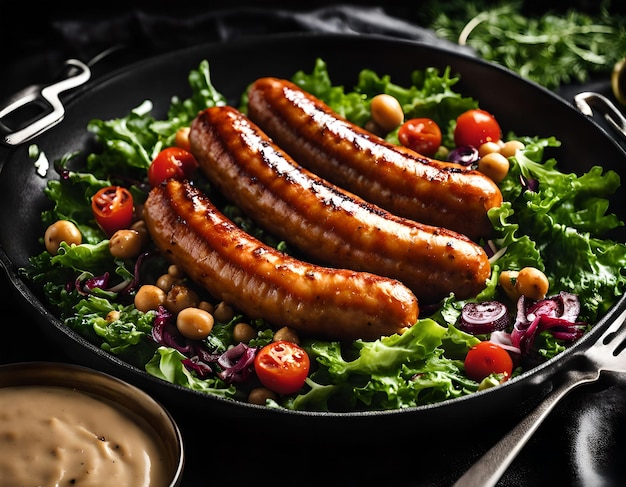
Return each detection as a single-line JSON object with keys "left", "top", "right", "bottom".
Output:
{"left": 0, "top": 59, "right": 91, "bottom": 146}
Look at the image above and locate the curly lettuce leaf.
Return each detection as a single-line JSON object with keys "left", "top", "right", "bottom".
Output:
{"left": 490, "top": 136, "right": 626, "bottom": 321}
{"left": 146, "top": 347, "right": 236, "bottom": 397}
{"left": 290, "top": 57, "right": 370, "bottom": 125}
{"left": 87, "top": 60, "right": 226, "bottom": 180}
{"left": 289, "top": 58, "right": 477, "bottom": 134}
{"left": 292, "top": 319, "right": 480, "bottom": 411}
{"left": 66, "top": 296, "right": 156, "bottom": 358}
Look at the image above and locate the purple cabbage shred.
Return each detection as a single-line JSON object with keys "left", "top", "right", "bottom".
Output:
{"left": 217, "top": 342, "right": 258, "bottom": 383}
{"left": 75, "top": 272, "right": 111, "bottom": 295}
{"left": 150, "top": 305, "right": 257, "bottom": 382}
{"left": 511, "top": 291, "right": 586, "bottom": 355}
{"left": 520, "top": 174, "right": 539, "bottom": 192}
{"left": 448, "top": 145, "right": 479, "bottom": 166}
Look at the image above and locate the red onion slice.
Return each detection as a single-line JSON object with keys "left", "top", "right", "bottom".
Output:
{"left": 460, "top": 301, "right": 509, "bottom": 335}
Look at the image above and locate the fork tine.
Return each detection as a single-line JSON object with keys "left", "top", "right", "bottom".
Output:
{"left": 586, "top": 305, "right": 626, "bottom": 369}
{"left": 597, "top": 306, "right": 626, "bottom": 347}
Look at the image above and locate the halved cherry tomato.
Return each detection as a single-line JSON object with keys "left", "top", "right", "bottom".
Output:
{"left": 91, "top": 186, "right": 134, "bottom": 237}
{"left": 464, "top": 341, "right": 513, "bottom": 382}
{"left": 254, "top": 341, "right": 310, "bottom": 395}
{"left": 397, "top": 118, "right": 442, "bottom": 157}
{"left": 148, "top": 147, "right": 199, "bottom": 187}
{"left": 454, "top": 109, "right": 501, "bottom": 148}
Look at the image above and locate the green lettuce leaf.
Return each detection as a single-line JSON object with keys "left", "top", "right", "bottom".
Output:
{"left": 146, "top": 347, "right": 236, "bottom": 397}
{"left": 293, "top": 319, "right": 480, "bottom": 411}
{"left": 490, "top": 136, "right": 626, "bottom": 321}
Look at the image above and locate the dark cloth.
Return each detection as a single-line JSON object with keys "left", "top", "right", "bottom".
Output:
{"left": 0, "top": 4, "right": 470, "bottom": 102}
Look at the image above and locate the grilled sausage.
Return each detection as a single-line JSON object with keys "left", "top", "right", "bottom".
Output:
{"left": 246, "top": 76, "right": 503, "bottom": 240}
{"left": 143, "top": 179, "right": 418, "bottom": 341}
{"left": 189, "top": 105, "right": 491, "bottom": 304}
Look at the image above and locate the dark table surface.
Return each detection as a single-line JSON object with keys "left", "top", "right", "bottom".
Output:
{"left": 1, "top": 3, "right": 626, "bottom": 486}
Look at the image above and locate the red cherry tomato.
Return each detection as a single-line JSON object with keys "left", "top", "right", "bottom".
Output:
{"left": 464, "top": 341, "right": 513, "bottom": 382}
{"left": 91, "top": 186, "right": 134, "bottom": 237}
{"left": 148, "top": 147, "right": 199, "bottom": 187}
{"left": 398, "top": 118, "right": 442, "bottom": 156}
{"left": 454, "top": 109, "right": 501, "bottom": 148}
{"left": 254, "top": 341, "right": 310, "bottom": 395}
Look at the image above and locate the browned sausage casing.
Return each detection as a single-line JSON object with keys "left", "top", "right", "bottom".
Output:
{"left": 143, "top": 179, "right": 418, "bottom": 342}
{"left": 189, "top": 105, "right": 491, "bottom": 303}
{"left": 246, "top": 77, "right": 503, "bottom": 240}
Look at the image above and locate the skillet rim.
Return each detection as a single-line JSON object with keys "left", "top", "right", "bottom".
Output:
{"left": 0, "top": 31, "right": 624, "bottom": 423}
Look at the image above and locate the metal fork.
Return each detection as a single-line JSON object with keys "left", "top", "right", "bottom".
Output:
{"left": 452, "top": 304, "right": 626, "bottom": 487}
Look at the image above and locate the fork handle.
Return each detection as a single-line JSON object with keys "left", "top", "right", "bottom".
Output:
{"left": 452, "top": 372, "right": 598, "bottom": 487}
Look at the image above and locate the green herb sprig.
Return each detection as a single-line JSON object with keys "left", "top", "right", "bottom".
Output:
{"left": 428, "top": 1, "right": 626, "bottom": 89}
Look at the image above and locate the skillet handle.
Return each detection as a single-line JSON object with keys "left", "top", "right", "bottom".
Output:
{"left": 0, "top": 59, "right": 91, "bottom": 147}
{"left": 451, "top": 368, "right": 598, "bottom": 487}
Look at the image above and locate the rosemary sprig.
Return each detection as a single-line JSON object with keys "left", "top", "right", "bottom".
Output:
{"left": 428, "top": 1, "right": 626, "bottom": 89}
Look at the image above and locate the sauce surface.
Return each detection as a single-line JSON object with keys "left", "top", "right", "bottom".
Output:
{"left": 0, "top": 385, "right": 171, "bottom": 487}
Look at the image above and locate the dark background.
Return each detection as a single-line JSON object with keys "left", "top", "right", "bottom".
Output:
{"left": 1, "top": 2, "right": 626, "bottom": 486}
{"left": 2, "top": 0, "right": 625, "bottom": 101}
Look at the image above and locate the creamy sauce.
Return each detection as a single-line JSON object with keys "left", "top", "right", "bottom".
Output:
{"left": 0, "top": 386, "right": 171, "bottom": 487}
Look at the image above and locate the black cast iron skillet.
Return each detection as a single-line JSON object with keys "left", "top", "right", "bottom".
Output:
{"left": 1, "top": 33, "right": 625, "bottom": 431}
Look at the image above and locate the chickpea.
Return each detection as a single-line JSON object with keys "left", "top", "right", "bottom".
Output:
{"left": 370, "top": 94, "right": 404, "bottom": 133}
{"left": 109, "top": 229, "right": 144, "bottom": 259}
{"left": 478, "top": 141, "right": 501, "bottom": 158}
{"left": 248, "top": 387, "right": 278, "bottom": 406}
{"left": 176, "top": 307, "right": 214, "bottom": 340}
{"left": 233, "top": 322, "right": 257, "bottom": 344}
{"left": 500, "top": 140, "right": 525, "bottom": 158}
{"left": 175, "top": 127, "right": 191, "bottom": 151}
{"left": 44, "top": 220, "right": 82, "bottom": 255}
{"left": 130, "top": 220, "right": 150, "bottom": 245}
{"left": 273, "top": 326, "right": 300, "bottom": 344}
{"left": 134, "top": 284, "right": 166, "bottom": 312}
{"left": 106, "top": 310, "right": 121, "bottom": 323}
{"left": 165, "top": 285, "right": 199, "bottom": 314}
{"left": 515, "top": 267, "right": 549, "bottom": 301}
{"left": 478, "top": 152, "right": 510, "bottom": 183}
{"left": 364, "top": 119, "right": 385, "bottom": 137}
{"left": 168, "top": 264, "right": 185, "bottom": 279}
{"left": 133, "top": 202, "right": 144, "bottom": 222}
{"left": 213, "top": 301, "right": 235, "bottom": 323}
{"left": 198, "top": 300, "right": 215, "bottom": 314}
{"left": 156, "top": 273, "right": 179, "bottom": 292}
{"left": 499, "top": 270, "right": 520, "bottom": 302}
